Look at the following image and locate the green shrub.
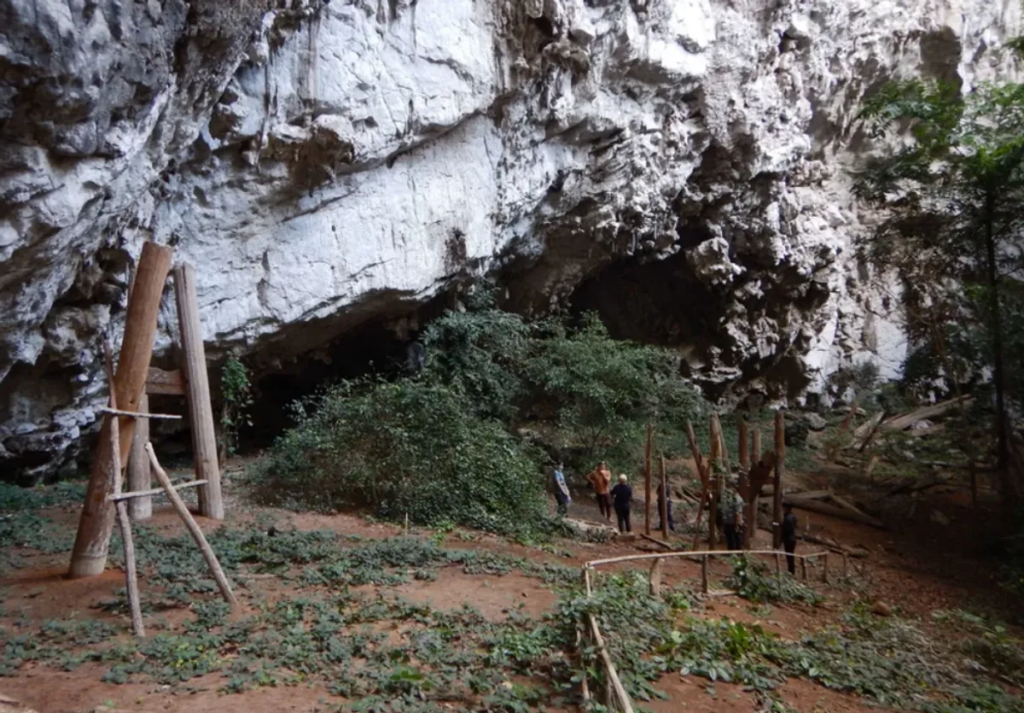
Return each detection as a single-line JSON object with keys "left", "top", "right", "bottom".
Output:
{"left": 249, "top": 380, "right": 546, "bottom": 535}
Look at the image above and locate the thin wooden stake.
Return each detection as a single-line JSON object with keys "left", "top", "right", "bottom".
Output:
{"left": 99, "top": 407, "right": 181, "bottom": 420}
{"left": 644, "top": 423, "right": 653, "bottom": 537}
{"left": 174, "top": 263, "right": 224, "bottom": 520}
{"left": 659, "top": 455, "right": 669, "bottom": 540}
{"left": 685, "top": 421, "right": 711, "bottom": 552}
{"left": 103, "top": 344, "right": 145, "bottom": 638}
{"left": 775, "top": 552, "right": 784, "bottom": 596}
{"left": 800, "top": 556, "right": 808, "bottom": 581}
{"left": 772, "top": 411, "right": 785, "bottom": 550}
{"left": 701, "top": 555, "right": 709, "bottom": 594}
{"left": 108, "top": 480, "right": 208, "bottom": 502}
{"left": 146, "top": 444, "right": 238, "bottom": 610}
{"left": 70, "top": 242, "right": 173, "bottom": 578}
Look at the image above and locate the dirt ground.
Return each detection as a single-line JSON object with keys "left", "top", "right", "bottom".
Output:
{"left": 1, "top": 457, "right": 1020, "bottom": 713}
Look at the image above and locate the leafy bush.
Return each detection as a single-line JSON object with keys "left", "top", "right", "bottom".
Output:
{"left": 526, "top": 313, "right": 704, "bottom": 468}
{"left": 725, "top": 557, "right": 823, "bottom": 606}
{"left": 249, "top": 380, "right": 546, "bottom": 534}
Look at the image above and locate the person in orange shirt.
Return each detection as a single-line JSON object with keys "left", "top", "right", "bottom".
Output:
{"left": 587, "top": 461, "right": 613, "bottom": 521}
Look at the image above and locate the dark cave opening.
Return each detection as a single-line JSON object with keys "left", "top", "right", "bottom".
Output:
{"left": 568, "top": 251, "right": 724, "bottom": 373}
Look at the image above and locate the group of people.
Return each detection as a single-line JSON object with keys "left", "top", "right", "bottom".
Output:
{"left": 552, "top": 460, "right": 801, "bottom": 574}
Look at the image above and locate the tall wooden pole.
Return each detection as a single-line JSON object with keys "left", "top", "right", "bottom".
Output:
{"left": 747, "top": 427, "right": 762, "bottom": 549}
{"left": 738, "top": 420, "right": 749, "bottom": 471}
{"left": 685, "top": 421, "right": 711, "bottom": 551}
{"left": 772, "top": 411, "right": 786, "bottom": 549}
{"left": 174, "top": 263, "right": 224, "bottom": 520}
{"left": 126, "top": 392, "right": 152, "bottom": 521}
{"left": 644, "top": 423, "right": 653, "bottom": 536}
{"left": 659, "top": 455, "right": 669, "bottom": 540}
{"left": 69, "top": 242, "right": 173, "bottom": 578}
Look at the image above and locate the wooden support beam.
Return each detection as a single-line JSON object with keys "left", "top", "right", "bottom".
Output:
{"left": 108, "top": 480, "right": 208, "bottom": 502}
{"left": 69, "top": 242, "right": 173, "bottom": 578}
{"left": 772, "top": 411, "right": 785, "bottom": 550}
{"left": 102, "top": 344, "right": 145, "bottom": 637}
{"left": 644, "top": 423, "right": 653, "bottom": 537}
{"left": 174, "top": 263, "right": 224, "bottom": 520}
{"left": 739, "top": 420, "right": 749, "bottom": 471}
{"left": 147, "top": 444, "right": 238, "bottom": 610}
{"left": 99, "top": 407, "right": 181, "bottom": 420}
{"left": 145, "top": 367, "right": 185, "bottom": 396}
{"left": 126, "top": 393, "right": 152, "bottom": 521}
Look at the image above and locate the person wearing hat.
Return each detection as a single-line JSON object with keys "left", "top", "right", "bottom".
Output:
{"left": 609, "top": 474, "right": 633, "bottom": 533}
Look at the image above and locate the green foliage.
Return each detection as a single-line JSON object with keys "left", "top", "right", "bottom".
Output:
{"left": 249, "top": 379, "right": 546, "bottom": 535}
{"left": 421, "top": 306, "right": 530, "bottom": 422}
{"left": 526, "top": 313, "right": 704, "bottom": 468}
{"left": 220, "top": 357, "right": 253, "bottom": 458}
{"left": 854, "top": 71, "right": 1024, "bottom": 493}
{"left": 725, "top": 557, "right": 823, "bottom": 606}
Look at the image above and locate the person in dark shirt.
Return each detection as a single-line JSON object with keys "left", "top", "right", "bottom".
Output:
{"left": 781, "top": 502, "right": 798, "bottom": 575}
{"left": 610, "top": 474, "right": 633, "bottom": 534}
{"left": 656, "top": 481, "right": 675, "bottom": 532}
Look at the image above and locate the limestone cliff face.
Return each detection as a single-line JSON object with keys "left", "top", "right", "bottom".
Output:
{"left": 0, "top": 0, "right": 1018, "bottom": 480}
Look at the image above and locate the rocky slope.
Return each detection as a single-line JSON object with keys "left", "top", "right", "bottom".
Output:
{"left": 0, "top": 0, "right": 1018, "bottom": 480}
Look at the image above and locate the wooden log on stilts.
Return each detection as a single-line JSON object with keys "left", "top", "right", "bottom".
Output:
{"left": 146, "top": 444, "right": 238, "bottom": 610}
{"left": 126, "top": 393, "right": 152, "bottom": 521}
{"left": 174, "top": 263, "right": 224, "bottom": 520}
{"left": 102, "top": 344, "right": 145, "bottom": 638}
{"left": 659, "top": 455, "right": 669, "bottom": 540}
{"left": 69, "top": 242, "right": 173, "bottom": 578}
{"left": 772, "top": 411, "right": 785, "bottom": 550}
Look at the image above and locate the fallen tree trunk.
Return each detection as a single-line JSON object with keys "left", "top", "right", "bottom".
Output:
{"left": 784, "top": 496, "right": 887, "bottom": 529}
{"left": 881, "top": 396, "right": 971, "bottom": 432}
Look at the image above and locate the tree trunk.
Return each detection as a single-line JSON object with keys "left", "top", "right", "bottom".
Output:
{"left": 69, "top": 242, "right": 173, "bottom": 578}
{"left": 984, "top": 191, "right": 1016, "bottom": 517}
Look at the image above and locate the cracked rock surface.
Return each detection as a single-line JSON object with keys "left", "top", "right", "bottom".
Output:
{"left": 0, "top": 0, "right": 1018, "bottom": 480}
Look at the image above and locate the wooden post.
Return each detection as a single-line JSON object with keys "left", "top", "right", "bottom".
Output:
{"left": 649, "top": 558, "right": 664, "bottom": 596}
{"left": 708, "top": 474, "right": 718, "bottom": 550}
{"left": 685, "top": 421, "right": 711, "bottom": 552}
{"left": 800, "top": 556, "right": 808, "bottom": 581}
{"left": 738, "top": 420, "right": 749, "bottom": 471}
{"left": 644, "top": 423, "right": 653, "bottom": 537}
{"left": 752, "top": 427, "right": 761, "bottom": 461}
{"left": 126, "top": 392, "right": 152, "bottom": 521}
{"left": 102, "top": 344, "right": 145, "bottom": 637}
{"left": 772, "top": 411, "right": 785, "bottom": 550}
{"left": 69, "top": 242, "right": 173, "bottom": 578}
{"left": 746, "top": 427, "right": 761, "bottom": 550}
{"left": 821, "top": 553, "right": 829, "bottom": 584}
{"left": 713, "top": 413, "right": 730, "bottom": 473}
{"left": 174, "top": 263, "right": 224, "bottom": 520}
{"left": 775, "top": 553, "right": 784, "bottom": 596}
{"left": 147, "top": 444, "right": 238, "bottom": 610}
{"left": 659, "top": 455, "right": 669, "bottom": 540}
{"left": 701, "top": 555, "right": 709, "bottom": 594}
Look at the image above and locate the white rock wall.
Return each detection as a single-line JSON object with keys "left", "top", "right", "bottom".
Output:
{"left": 0, "top": 0, "right": 1019, "bottom": 479}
